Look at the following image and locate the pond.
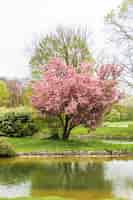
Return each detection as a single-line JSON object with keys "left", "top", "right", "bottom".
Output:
{"left": 0, "top": 157, "right": 133, "bottom": 200}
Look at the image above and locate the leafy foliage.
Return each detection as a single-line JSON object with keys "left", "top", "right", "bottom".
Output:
{"left": 105, "top": 108, "right": 121, "bottom": 122}
{"left": 22, "top": 85, "right": 33, "bottom": 106}
{"left": 0, "top": 80, "right": 10, "bottom": 107}
{"left": 0, "top": 138, "right": 16, "bottom": 157}
{"left": 6, "top": 80, "right": 23, "bottom": 107}
{"left": 0, "top": 107, "right": 38, "bottom": 137}
{"left": 105, "top": 104, "right": 133, "bottom": 122}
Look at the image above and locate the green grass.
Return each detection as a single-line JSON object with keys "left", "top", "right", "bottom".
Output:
{"left": 93, "top": 123, "right": 133, "bottom": 136}
{"left": 3, "top": 121, "right": 133, "bottom": 153}
{"left": 38, "top": 121, "right": 133, "bottom": 138}
{"left": 5, "top": 137, "right": 133, "bottom": 153}
{"left": 71, "top": 126, "right": 88, "bottom": 135}
{"left": 36, "top": 124, "right": 88, "bottom": 138}
{"left": 104, "top": 121, "right": 133, "bottom": 126}
{"left": 71, "top": 121, "right": 133, "bottom": 137}
{"left": 33, "top": 119, "right": 133, "bottom": 140}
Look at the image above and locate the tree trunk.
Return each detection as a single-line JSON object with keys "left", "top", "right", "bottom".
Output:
{"left": 62, "top": 130, "right": 70, "bottom": 140}
{"left": 60, "top": 115, "right": 74, "bottom": 140}
{"left": 62, "top": 117, "right": 69, "bottom": 140}
{"left": 62, "top": 116, "right": 70, "bottom": 140}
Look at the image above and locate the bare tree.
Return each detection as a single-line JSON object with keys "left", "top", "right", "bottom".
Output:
{"left": 30, "top": 26, "right": 94, "bottom": 78}
{"left": 105, "top": 0, "right": 133, "bottom": 88}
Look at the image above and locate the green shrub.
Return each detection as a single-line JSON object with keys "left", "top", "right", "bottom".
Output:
{"left": 0, "top": 138, "right": 16, "bottom": 157}
{"left": 0, "top": 108, "right": 38, "bottom": 137}
{"left": 105, "top": 109, "right": 120, "bottom": 122}
{"left": 105, "top": 103, "right": 133, "bottom": 122}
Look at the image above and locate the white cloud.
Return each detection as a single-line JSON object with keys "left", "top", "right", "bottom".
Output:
{"left": 0, "top": 0, "right": 122, "bottom": 78}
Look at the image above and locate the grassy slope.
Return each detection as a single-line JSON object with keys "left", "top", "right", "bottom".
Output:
{"left": 38, "top": 121, "right": 133, "bottom": 138}
{"left": 93, "top": 121, "right": 133, "bottom": 136}
{"left": 71, "top": 121, "right": 133, "bottom": 137}
{"left": 6, "top": 137, "right": 133, "bottom": 153}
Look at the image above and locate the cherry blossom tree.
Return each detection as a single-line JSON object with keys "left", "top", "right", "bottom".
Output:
{"left": 32, "top": 58, "right": 122, "bottom": 140}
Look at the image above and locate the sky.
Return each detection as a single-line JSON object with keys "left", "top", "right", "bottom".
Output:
{"left": 0, "top": 0, "right": 122, "bottom": 79}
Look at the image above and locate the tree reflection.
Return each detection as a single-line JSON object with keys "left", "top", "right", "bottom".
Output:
{"left": 0, "top": 159, "right": 112, "bottom": 193}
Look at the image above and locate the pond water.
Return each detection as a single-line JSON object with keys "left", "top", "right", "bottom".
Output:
{"left": 0, "top": 157, "right": 133, "bottom": 200}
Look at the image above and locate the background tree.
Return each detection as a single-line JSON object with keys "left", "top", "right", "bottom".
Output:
{"left": 32, "top": 58, "right": 122, "bottom": 140}
{"left": 21, "top": 85, "right": 33, "bottom": 106}
{"left": 105, "top": 0, "right": 133, "bottom": 88}
{"left": 0, "top": 80, "right": 10, "bottom": 107}
{"left": 6, "top": 80, "right": 23, "bottom": 107}
{"left": 30, "top": 26, "right": 94, "bottom": 78}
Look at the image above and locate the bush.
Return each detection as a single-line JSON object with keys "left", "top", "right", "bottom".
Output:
{"left": 0, "top": 108, "right": 38, "bottom": 137}
{"left": 0, "top": 138, "right": 16, "bottom": 157}
{"left": 105, "top": 103, "right": 133, "bottom": 122}
{"left": 105, "top": 109, "right": 120, "bottom": 122}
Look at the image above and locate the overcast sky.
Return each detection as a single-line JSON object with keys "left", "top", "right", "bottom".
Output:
{"left": 0, "top": 0, "right": 122, "bottom": 79}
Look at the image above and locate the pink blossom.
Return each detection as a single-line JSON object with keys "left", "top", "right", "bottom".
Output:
{"left": 31, "top": 58, "right": 122, "bottom": 139}
{"left": 97, "top": 64, "right": 122, "bottom": 80}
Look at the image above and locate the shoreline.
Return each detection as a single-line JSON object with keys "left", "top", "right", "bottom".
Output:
{"left": 15, "top": 151, "right": 133, "bottom": 158}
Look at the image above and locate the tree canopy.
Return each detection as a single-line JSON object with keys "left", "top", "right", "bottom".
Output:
{"left": 31, "top": 58, "right": 122, "bottom": 139}
{"left": 30, "top": 26, "right": 94, "bottom": 78}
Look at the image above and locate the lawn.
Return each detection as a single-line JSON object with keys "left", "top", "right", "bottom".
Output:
{"left": 70, "top": 121, "right": 133, "bottom": 137}
{"left": 34, "top": 120, "right": 133, "bottom": 138}
{"left": 6, "top": 137, "right": 133, "bottom": 153}
{"left": 93, "top": 121, "right": 133, "bottom": 137}
{"left": 0, "top": 120, "right": 131, "bottom": 154}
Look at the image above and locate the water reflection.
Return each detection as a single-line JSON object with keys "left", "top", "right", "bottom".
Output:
{"left": 0, "top": 182, "right": 31, "bottom": 198}
{"left": 104, "top": 160, "right": 133, "bottom": 200}
{"left": 0, "top": 158, "right": 132, "bottom": 199}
